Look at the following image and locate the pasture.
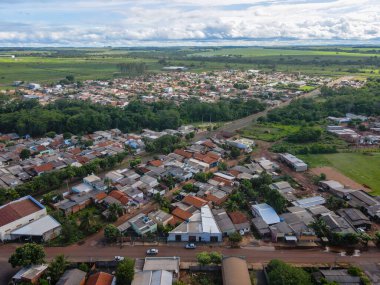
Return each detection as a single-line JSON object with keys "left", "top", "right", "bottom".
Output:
{"left": 299, "top": 152, "right": 380, "bottom": 195}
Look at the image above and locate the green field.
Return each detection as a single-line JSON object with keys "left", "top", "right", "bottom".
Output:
{"left": 241, "top": 123, "right": 300, "bottom": 142}
{"left": 1, "top": 46, "right": 380, "bottom": 88}
{"left": 299, "top": 152, "right": 380, "bottom": 195}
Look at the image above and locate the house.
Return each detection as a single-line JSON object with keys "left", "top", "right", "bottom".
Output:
{"left": 279, "top": 153, "right": 307, "bottom": 172}
{"left": 320, "top": 212, "right": 356, "bottom": 234}
{"left": 12, "top": 264, "right": 48, "bottom": 284}
{"left": 212, "top": 172, "right": 235, "bottom": 187}
{"left": 292, "top": 196, "right": 325, "bottom": 208}
{"left": 228, "top": 211, "right": 251, "bottom": 234}
{"left": 107, "top": 190, "right": 129, "bottom": 206}
{"left": 56, "top": 269, "right": 87, "bottom": 285}
{"left": 129, "top": 213, "right": 157, "bottom": 236}
{"left": 347, "top": 190, "right": 379, "bottom": 209}
{"left": 33, "top": 163, "right": 54, "bottom": 175}
{"left": 337, "top": 208, "right": 372, "bottom": 230}
{"left": 148, "top": 210, "right": 173, "bottom": 226}
{"left": 252, "top": 217, "right": 271, "bottom": 239}
{"left": 270, "top": 181, "right": 297, "bottom": 201}
{"left": 143, "top": 257, "right": 180, "bottom": 280}
{"left": 212, "top": 208, "right": 236, "bottom": 236}
{"left": 86, "top": 272, "right": 115, "bottom": 285}
{"left": 227, "top": 138, "right": 255, "bottom": 153}
{"left": 222, "top": 257, "right": 251, "bottom": 285}
{"left": 0, "top": 195, "right": 47, "bottom": 241}
{"left": 105, "top": 171, "right": 124, "bottom": 182}
{"left": 132, "top": 270, "right": 172, "bottom": 285}
{"left": 251, "top": 203, "right": 280, "bottom": 225}
{"left": 72, "top": 183, "right": 93, "bottom": 194}
{"left": 182, "top": 195, "right": 208, "bottom": 209}
{"left": 270, "top": 221, "right": 296, "bottom": 243}
{"left": 168, "top": 205, "right": 222, "bottom": 242}
{"left": 140, "top": 175, "right": 159, "bottom": 188}
{"left": 313, "top": 269, "right": 361, "bottom": 285}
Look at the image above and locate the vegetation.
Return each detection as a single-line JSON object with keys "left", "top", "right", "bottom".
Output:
{"left": 266, "top": 259, "right": 312, "bottom": 285}
{"left": 8, "top": 243, "right": 46, "bottom": 268}
{"left": 228, "top": 232, "right": 243, "bottom": 247}
{"left": 104, "top": 224, "right": 120, "bottom": 242}
{"left": 47, "top": 255, "right": 69, "bottom": 284}
{"left": 115, "top": 258, "right": 135, "bottom": 285}
{"left": 196, "top": 252, "right": 222, "bottom": 266}
{"left": 145, "top": 134, "right": 185, "bottom": 154}
{"left": 299, "top": 152, "right": 380, "bottom": 195}
{"left": 0, "top": 98, "right": 265, "bottom": 137}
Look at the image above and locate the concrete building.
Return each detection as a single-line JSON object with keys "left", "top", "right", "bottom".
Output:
{"left": 168, "top": 205, "right": 222, "bottom": 242}
{"left": 279, "top": 153, "right": 308, "bottom": 172}
{"left": 129, "top": 213, "right": 157, "bottom": 236}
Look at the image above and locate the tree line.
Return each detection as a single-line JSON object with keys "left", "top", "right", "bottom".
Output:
{"left": 0, "top": 98, "right": 265, "bottom": 137}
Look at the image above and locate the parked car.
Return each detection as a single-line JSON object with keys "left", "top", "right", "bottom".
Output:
{"left": 146, "top": 248, "right": 159, "bottom": 255}
{"left": 114, "top": 256, "right": 124, "bottom": 261}
{"left": 185, "top": 243, "right": 196, "bottom": 249}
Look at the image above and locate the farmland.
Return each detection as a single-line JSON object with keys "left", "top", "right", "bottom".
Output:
{"left": 299, "top": 152, "right": 380, "bottom": 195}
{"left": 1, "top": 46, "right": 380, "bottom": 88}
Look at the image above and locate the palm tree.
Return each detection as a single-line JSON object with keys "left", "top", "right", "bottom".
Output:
{"left": 79, "top": 211, "right": 94, "bottom": 233}
{"left": 224, "top": 199, "right": 239, "bottom": 212}
{"left": 109, "top": 203, "right": 123, "bottom": 217}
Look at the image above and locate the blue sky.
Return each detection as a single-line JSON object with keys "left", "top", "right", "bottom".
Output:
{"left": 0, "top": 0, "right": 379, "bottom": 46}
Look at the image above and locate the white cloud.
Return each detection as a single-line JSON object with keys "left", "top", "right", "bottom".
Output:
{"left": 0, "top": 0, "right": 379, "bottom": 46}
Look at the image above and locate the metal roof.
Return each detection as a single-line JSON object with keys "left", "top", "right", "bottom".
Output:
{"left": 11, "top": 215, "right": 61, "bottom": 236}
{"left": 252, "top": 203, "right": 280, "bottom": 225}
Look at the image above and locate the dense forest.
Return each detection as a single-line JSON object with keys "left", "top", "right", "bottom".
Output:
{"left": 0, "top": 98, "right": 266, "bottom": 137}
{"left": 265, "top": 77, "right": 380, "bottom": 124}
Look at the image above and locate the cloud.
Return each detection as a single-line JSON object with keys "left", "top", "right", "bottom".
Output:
{"left": 0, "top": 0, "right": 379, "bottom": 46}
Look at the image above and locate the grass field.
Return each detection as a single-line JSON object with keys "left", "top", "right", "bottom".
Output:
{"left": 299, "top": 152, "right": 380, "bottom": 195}
{"left": 241, "top": 123, "right": 300, "bottom": 142}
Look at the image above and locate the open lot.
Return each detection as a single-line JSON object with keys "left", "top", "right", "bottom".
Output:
{"left": 241, "top": 123, "right": 300, "bottom": 142}
{"left": 300, "top": 152, "right": 380, "bottom": 195}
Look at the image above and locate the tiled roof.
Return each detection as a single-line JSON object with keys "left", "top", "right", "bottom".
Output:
{"left": 148, "top": 160, "right": 163, "bottom": 167}
{"left": 182, "top": 195, "right": 208, "bottom": 209}
{"left": 0, "top": 197, "right": 43, "bottom": 227}
{"left": 228, "top": 211, "right": 249, "bottom": 225}
{"left": 174, "top": 149, "right": 193, "bottom": 159}
{"left": 33, "top": 163, "right": 54, "bottom": 173}
{"left": 86, "top": 272, "right": 114, "bottom": 285}
{"left": 172, "top": 207, "right": 192, "bottom": 221}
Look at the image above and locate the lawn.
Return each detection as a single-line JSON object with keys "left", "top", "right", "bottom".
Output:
{"left": 241, "top": 123, "right": 300, "bottom": 142}
{"left": 299, "top": 152, "right": 380, "bottom": 195}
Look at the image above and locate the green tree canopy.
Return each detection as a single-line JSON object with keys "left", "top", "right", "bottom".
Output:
{"left": 8, "top": 243, "right": 46, "bottom": 268}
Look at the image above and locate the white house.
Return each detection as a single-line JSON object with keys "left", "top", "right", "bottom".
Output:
{"left": 168, "top": 205, "right": 222, "bottom": 242}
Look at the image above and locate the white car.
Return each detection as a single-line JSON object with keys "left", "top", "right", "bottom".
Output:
{"left": 114, "top": 256, "right": 124, "bottom": 261}
{"left": 146, "top": 248, "right": 159, "bottom": 255}
{"left": 185, "top": 243, "right": 196, "bottom": 249}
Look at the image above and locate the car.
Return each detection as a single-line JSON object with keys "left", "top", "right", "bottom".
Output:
{"left": 146, "top": 248, "right": 159, "bottom": 255}
{"left": 114, "top": 256, "right": 124, "bottom": 261}
{"left": 185, "top": 243, "right": 196, "bottom": 249}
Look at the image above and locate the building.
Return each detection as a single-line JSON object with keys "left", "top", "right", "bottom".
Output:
{"left": 222, "top": 257, "right": 251, "bottom": 285}
{"left": 279, "top": 153, "right": 308, "bottom": 172}
{"left": 228, "top": 211, "right": 251, "bottom": 234}
{"left": 0, "top": 196, "right": 47, "bottom": 241}
{"left": 12, "top": 264, "right": 48, "bottom": 284}
{"left": 56, "top": 269, "right": 87, "bottom": 285}
{"left": 86, "top": 272, "right": 115, "bottom": 285}
{"left": 251, "top": 203, "right": 280, "bottom": 225}
{"left": 132, "top": 270, "right": 172, "bottom": 285}
{"left": 11, "top": 215, "right": 61, "bottom": 242}
{"left": 337, "top": 208, "right": 372, "bottom": 230}
{"left": 212, "top": 208, "right": 236, "bottom": 236}
{"left": 129, "top": 213, "right": 157, "bottom": 236}
{"left": 251, "top": 217, "right": 271, "bottom": 239}
{"left": 313, "top": 269, "right": 361, "bottom": 285}
{"left": 148, "top": 210, "right": 173, "bottom": 226}
{"left": 292, "top": 196, "right": 325, "bottom": 208}
{"left": 168, "top": 205, "right": 222, "bottom": 242}
{"left": 143, "top": 257, "right": 180, "bottom": 280}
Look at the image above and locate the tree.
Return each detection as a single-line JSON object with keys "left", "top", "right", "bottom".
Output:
{"left": 116, "top": 258, "right": 135, "bottom": 285}
{"left": 218, "top": 161, "right": 228, "bottom": 171}
{"left": 104, "top": 224, "right": 120, "bottom": 242}
{"left": 79, "top": 211, "right": 94, "bottom": 233}
{"left": 209, "top": 252, "right": 222, "bottom": 264}
{"left": 224, "top": 199, "right": 239, "bottom": 212}
{"left": 229, "top": 232, "right": 243, "bottom": 247}
{"left": 196, "top": 252, "right": 211, "bottom": 266}
{"left": 230, "top": 147, "right": 241, "bottom": 159}
{"left": 47, "top": 255, "right": 69, "bottom": 283}
{"left": 8, "top": 243, "right": 46, "bottom": 268}
{"left": 19, "top": 149, "right": 31, "bottom": 160}
{"left": 108, "top": 203, "right": 123, "bottom": 221}
{"left": 267, "top": 259, "right": 312, "bottom": 285}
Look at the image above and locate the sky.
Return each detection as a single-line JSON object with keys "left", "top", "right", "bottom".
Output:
{"left": 0, "top": 0, "right": 380, "bottom": 47}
